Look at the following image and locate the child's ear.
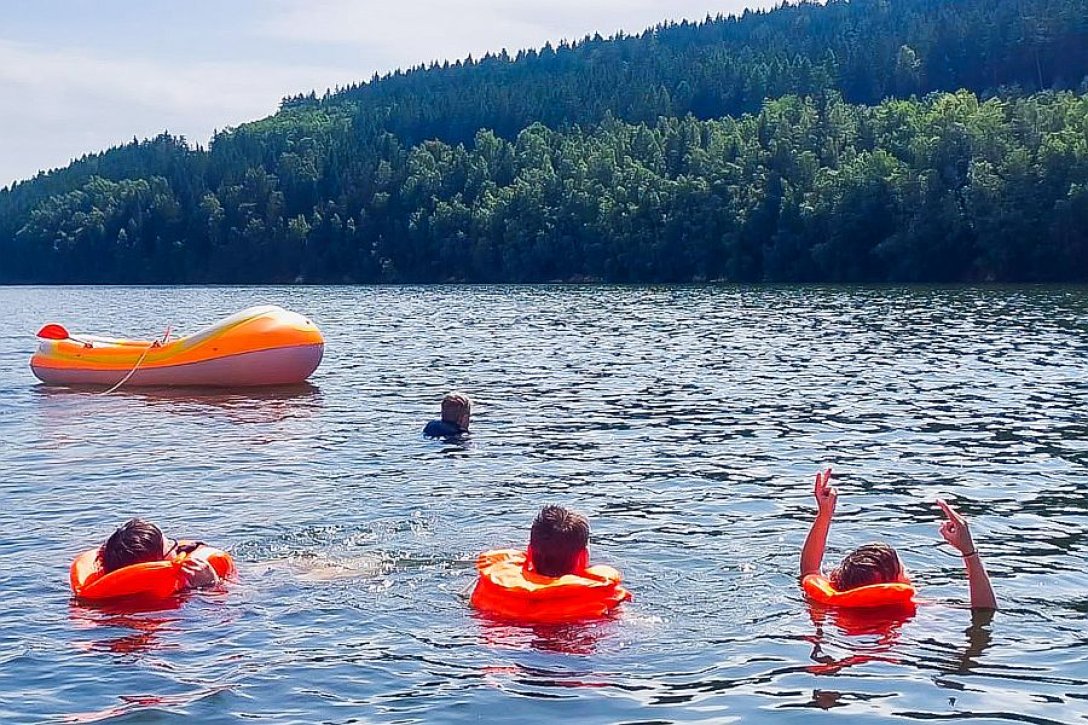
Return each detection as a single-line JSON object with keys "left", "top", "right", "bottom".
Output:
{"left": 575, "top": 548, "right": 589, "bottom": 572}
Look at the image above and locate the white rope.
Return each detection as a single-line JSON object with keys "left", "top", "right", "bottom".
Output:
{"left": 98, "top": 323, "right": 172, "bottom": 396}
{"left": 98, "top": 344, "right": 154, "bottom": 396}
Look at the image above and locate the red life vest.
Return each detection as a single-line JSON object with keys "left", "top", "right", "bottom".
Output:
{"left": 470, "top": 549, "right": 631, "bottom": 623}
{"left": 70, "top": 543, "right": 234, "bottom": 601}
{"left": 802, "top": 573, "right": 915, "bottom": 609}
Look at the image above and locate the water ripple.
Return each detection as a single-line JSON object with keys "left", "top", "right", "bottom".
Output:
{"left": 1, "top": 285, "right": 1086, "bottom": 722}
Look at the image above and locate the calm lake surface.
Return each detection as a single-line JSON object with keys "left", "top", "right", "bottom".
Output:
{"left": 2, "top": 285, "right": 1087, "bottom": 723}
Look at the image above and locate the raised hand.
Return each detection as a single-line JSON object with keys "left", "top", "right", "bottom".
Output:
{"left": 801, "top": 467, "right": 837, "bottom": 576}
{"left": 937, "top": 498, "right": 997, "bottom": 610}
{"left": 937, "top": 499, "right": 976, "bottom": 556}
{"left": 814, "top": 467, "right": 837, "bottom": 519}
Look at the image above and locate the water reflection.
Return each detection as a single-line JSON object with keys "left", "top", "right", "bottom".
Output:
{"left": 948, "top": 609, "right": 995, "bottom": 675}
{"left": 3, "top": 285, "right": 1088, "bottom": 722}
{"left": 476, "top": 618, "right": 616, "bottom": 656}
{"left": 65, "top": 684, "right": 237, "bottom": 724}
{"left": 68, "top": 598, "right": 183, "bottom": 657}
{"left": 33, "top": 382, "right": 323, "bottom": 425}
{"left": 805, "top": 602, "right": 914, "bottom": 676}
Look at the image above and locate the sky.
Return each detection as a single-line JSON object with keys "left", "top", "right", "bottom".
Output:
{"left": 0, "top": 0, "right": 781, "bottom": 189}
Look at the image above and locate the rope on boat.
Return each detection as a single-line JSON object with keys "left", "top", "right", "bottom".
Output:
{"left": 98, "top": 323, "right": 172, "bottom": 396}
{"left": 98, "top": 345, "right": 153, "bottom": 396}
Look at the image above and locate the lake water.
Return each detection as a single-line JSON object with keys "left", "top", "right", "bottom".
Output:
{"left": 2, "top": 285, "right": 1087, "bottom": 723}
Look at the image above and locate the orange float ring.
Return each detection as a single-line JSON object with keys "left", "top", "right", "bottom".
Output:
{"left": 70, "top": 545, "right": 234, "bottom": 601}
{"left": 470, "top": 549, "right": 631, "bottom": 623}
{"left": 802, "top": 573, "right": 915, "bottom": 608}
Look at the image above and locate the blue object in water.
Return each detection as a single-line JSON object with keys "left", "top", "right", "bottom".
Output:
{"left": 422, "top": 419, "right": 465, "bottom": 438}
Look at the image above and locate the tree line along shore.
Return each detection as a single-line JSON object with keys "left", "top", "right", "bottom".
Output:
{"left": 2, "top": 0, "right": 1086, "bottom": 284}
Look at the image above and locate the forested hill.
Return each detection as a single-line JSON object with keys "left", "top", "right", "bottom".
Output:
{"left": 1, "top": 0, "right": 1087, "bottom": 284}
{"left": 291, "top": 0, "right": 1088, "bottom": 145}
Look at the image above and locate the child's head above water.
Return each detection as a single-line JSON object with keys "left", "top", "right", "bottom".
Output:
{"left": 99, "top": 518, "right": 166, "bottom": 572}
{"left": 529, "top": 505, "right": 590, "bottom": 577}
{"left": 829, "top": 542, "right": 903, "bottom": 590}
{"left": 440, "top": 392, "right": 472, "bottom": 430}
{"left": 802, "top": 468, "right": 997, "bottom": 609}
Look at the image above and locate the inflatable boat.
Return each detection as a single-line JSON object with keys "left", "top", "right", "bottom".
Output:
{"left": 31, "top": 305, "right": 323, "bottom": 388}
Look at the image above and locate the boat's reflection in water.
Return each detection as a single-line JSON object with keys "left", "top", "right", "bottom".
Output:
{"left": 34, "top": 382, "right": 323, "bottom": 425}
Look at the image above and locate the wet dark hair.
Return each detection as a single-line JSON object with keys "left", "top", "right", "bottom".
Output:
{"left": 830, "top": 543, "right": 901, "bottom": 591}
{"left": 99, "top": 518, "right": 165, "bottom": 572}
{"left": 530, "top": 505, "right": 590, "bottom": 577}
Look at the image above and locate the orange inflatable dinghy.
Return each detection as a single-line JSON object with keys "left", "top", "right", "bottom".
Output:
{"left": 70, "top": 546, "right": 235, "bottom": 601}
{"left": 802, "top": 574, "right": 915, "bottom": 609}
{"left": 470, "top": 549, "right": 631, "bottom": 623}
{"left": 32, "top": 305, "right": 322, "bottom": 388}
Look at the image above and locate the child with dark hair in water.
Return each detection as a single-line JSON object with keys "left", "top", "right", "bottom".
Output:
{"left": 470, "top": 505, "right": 630, "bottom": 621}
{"left": 528, "top": 504, "right": 591, "bottom": 576}
{"left": 800, "top": 468, "right": 997, "bottom": 609}
{"left": 99, "top": 518, "right": 220, "bottom": 589}
{"left": 828, "top": 542, "right": 903, "bottom": 591}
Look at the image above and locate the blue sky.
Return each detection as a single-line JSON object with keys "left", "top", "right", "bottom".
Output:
{"left": 0, "top": 0, "right": 780, "bottom": 188}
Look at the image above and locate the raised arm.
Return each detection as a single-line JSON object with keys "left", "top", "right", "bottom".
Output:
{"left": 937, "top": 499, "right": 997, "bottom": 610}
{"left": 801, "top": 468, "right": 837, "bottom": 577}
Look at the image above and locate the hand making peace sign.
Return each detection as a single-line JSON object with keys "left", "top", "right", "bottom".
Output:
{"left": 814, "top": 467, "right": 837, "bottom": 518}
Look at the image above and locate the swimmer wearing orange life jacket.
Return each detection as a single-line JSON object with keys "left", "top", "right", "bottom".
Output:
{"left": 470, "top": 505, "right": 631, "bottom": 623}
{"left": 71, "top": 518, "right": 234, "bottom": 601}
{"left": 800, "top": 468, "right": 997, "bottom": 610}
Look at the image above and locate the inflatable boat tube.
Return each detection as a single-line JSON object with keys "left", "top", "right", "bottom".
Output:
{"left": 31, "top": 305, "right": 323, "bottom": 387}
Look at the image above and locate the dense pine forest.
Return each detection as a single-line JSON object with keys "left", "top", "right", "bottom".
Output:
{"left": 2, "top": 0, "right": 1087, "bottom": 283}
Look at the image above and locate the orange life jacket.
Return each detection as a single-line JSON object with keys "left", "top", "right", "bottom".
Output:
{"left": 470, "top": 549, "right": 631, "bottom": 623}
{"left": 70, "top": 542, "right": 234, "bottom": 601}
{"left": 802, "top": 573, "right": 915, "bottom": 609}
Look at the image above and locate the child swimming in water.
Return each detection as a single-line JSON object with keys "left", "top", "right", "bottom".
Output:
{"left": 800, "top": 468, "right": 997, "bottom": 609}
{"left": 423, "top": 392, "right": 472, "bottom": 438}
{"left": 470, "top": 505, "right": 631, "bottom": 621}
{"left": 99, "top": 518, "right": 221, "bottom": 589}
{"left": 527, "top": 504, "right": 591, "bottom": 576}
